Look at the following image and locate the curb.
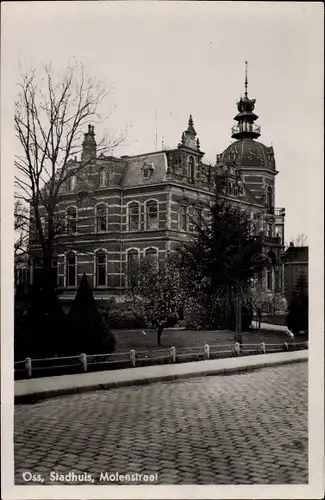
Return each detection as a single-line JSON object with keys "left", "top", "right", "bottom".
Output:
{"left": 15, "top": 351, "right": 308, "bottom": 405}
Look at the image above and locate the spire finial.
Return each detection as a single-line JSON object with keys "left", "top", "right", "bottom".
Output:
{"left": 245, "top": 61, "right": 248, "bottom": 97}
{"left": 186, "top": 114, "right": 196, "bottom": 136}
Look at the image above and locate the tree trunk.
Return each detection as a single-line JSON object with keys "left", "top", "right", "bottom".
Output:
{"left": 236, "top": 294, "right": 243, "bottom": 347}
{"left": 257, "top": 310, "right": 262, "bottom": 331}
{"left": 157, "top": 326, "right": 163, "bottom": 346}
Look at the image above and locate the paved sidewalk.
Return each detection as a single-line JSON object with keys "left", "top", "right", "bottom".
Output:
{"left": 15, "top": 349, "right": 308, "bottom": 404}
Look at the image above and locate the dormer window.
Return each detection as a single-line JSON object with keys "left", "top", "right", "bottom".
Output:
{"left": 141, "top": 162, "right": 154, "bottom": 179}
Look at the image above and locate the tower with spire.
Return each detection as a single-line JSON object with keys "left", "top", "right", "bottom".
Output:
{"left": 178, "top": 115, "right": 199, "bottom": 150}
{"left": 231, "top": 62, "right": 261, "bottom": 140}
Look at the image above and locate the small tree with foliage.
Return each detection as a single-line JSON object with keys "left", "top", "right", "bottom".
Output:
{"left": 286, "top": 272, "right": 308, "bottom": 335}
{"left": 128, "top": 256, "right": 186, "bottom": 346}
{"left": 67, "top": 273, "right": 115, "bottom": 354}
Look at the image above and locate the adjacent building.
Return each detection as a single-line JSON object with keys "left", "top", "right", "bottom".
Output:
{"left": 284, "top": 244, "right": 308, "bottom": 302}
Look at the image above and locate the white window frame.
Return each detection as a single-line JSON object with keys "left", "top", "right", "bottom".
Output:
{"left": 65, "top": 251, "right": 77, "bottom": 288}
{"left": 66, "top": 206, "right": 78, "bottom": 234}
{"left": 125, "top": 247, "right": 140, "bottom": 286}
{"left": 145, "top": 199, "right": 159, "bottom": 230}
{"left": 127, "top": 201, "right": 141, "bottom": 232}
{"left": 179, "top": 204, "right": 188, "bottom": 231}
{"left": 144, "top": 246, "right": 159, "bottom": 271}
{"left": 94, "top": 249, "right": 107, "bottom": 287}
{"left": 95, "top": 203, "right": 108, "bottom": 233}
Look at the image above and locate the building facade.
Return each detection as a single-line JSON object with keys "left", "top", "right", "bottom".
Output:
{"left": 284, "top": 245, "right": 308, "bottom": 303}
{"left": 28, "top": 77, "right": 286, "bottom": 300}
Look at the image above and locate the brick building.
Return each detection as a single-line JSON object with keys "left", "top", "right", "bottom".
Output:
{"left": 28, "top": 76, "right": 286, "bottom": 300}
{"left": 284, "top": 245, "right": 308, "bottom": 302}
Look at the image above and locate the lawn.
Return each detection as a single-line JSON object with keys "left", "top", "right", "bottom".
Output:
{"left": 111, "top": 327, "right": 307, "bottom": 353}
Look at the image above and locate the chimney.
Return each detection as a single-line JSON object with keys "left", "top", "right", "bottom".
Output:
{"left": 81, "top": 124, "right": 97, "bottom": 162}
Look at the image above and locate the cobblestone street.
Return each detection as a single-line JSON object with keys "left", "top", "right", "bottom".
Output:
{"left": 14, "top": 363, "right": 308, "bottom": 485}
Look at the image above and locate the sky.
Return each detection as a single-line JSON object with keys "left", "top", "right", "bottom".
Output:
{"left": 1, "top": 1, "right": 324, "bottom": 243}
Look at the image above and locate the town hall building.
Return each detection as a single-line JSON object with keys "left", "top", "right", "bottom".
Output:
{"left": 26, "top": 74, "right": 286, "bottom": 300}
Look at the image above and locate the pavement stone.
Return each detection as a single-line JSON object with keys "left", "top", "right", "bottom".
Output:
{"left": 14, "top": 363, "right": 308, "bottom": 485}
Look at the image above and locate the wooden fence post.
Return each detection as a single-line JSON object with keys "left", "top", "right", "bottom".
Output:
{"left": 130, "top": 350, "right": 136, "bottom": 367}
{"left": 170, "top": 346, "right": 176, "bottom": 363}
{"left": 80, "top": 353, "right": 87, "bottom": 372}
{"left": 25, "top": 357, "right": 32, "bottom": 378}
{"left": 234, "top": 342, "right": 240, "bottom": 356}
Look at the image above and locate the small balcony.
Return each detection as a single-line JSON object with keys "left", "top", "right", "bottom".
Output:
{"left": 275, "top": 207, "right": 286, "bottom": 217}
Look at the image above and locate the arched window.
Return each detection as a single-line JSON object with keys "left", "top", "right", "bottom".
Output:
{"left": 66, "top": 207, "right": 77, "bottom": 233}
{"left": 95, "top": 251, "right": 106, "bottom": 287}
{"left": 66, "top": 252, "right": 76, "bottom": 287}
{"left": 126, "top": 249, "right": 139, "bottom": 288}
{"left": 146, "top": 201, "right": 158, "bottom": 230}
{"left": 145, "top": 247, "right": 158, "bottom": 270}
{"left": 99, "top": 168, "right": 107, "bottom": 187}
{"left": 96, "top": 204, "right": 107, "bottom": 232}
{"left": 69, "top": 176, "right": 76, "bottom": 192}
{"left": 188, "top": 157, "right": 195, "bottom": 184}
{"left": 128, "top": 202, "right": 140, "bottom": 231}
{"left": 267, "top": 186, "right": 273, "bottom": 212}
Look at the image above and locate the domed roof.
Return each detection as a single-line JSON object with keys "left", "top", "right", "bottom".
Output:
{"left": 220, "top": 139, "right": 276, "bottom": 169}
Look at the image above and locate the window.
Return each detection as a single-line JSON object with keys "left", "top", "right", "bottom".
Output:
{"left": 145, "top": 247, "right": 158, "bottom": 270}
{"left": 143, "top": 167, "right": 149, "bottom": 179}
{"left": 66, "top": 207, "right": 77, "bottom": 233}
{"left": 99, "top": 168, "right": 107, "bottom": 187}
{"left": 275, "top": 226, "right": 282, "bottom": 243}
{"left": 188, "top": 157, "right": 195, "bottom": 184}
{"left": 66, "top": 252, "right": 76, "bottom": 287}
{"left": 96, "top": 204, "right": 107, "bottom": 232}
{"left": 193, "top": 208, "right": 202, "bottom": 231}
{"left": 126, "top": 249, "right": 139, "bottom": 287}
{"left": 52, "top": 259, "right": 58, "bottom": 286}
{"left": 267, "top": 223, "right": 273, "bottom": 238}
{"left": 179, "top": 205, "right": 187, "bottom": 231}
{"left": 128, "top": 202, "right": 140, "bottom": 231}
{"left": 267, "top": 265, "right": 273, "bottom": 291}
{"left": 267, "top": 186, "right": 273, "bottom": 212}
{"left": 274, "top": 267, "right": 281, "bottom": 292}
{"left": 69, "top": 176, "right": 76, "bottom": 192}
{"left": 146, "top": 201, "right": 158, "bottom": 230}
{"left": 95, "top": 251, "right": 106, "bottom": 287}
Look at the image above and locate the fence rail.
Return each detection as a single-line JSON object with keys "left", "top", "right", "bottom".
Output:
{"left": 15, "top": 341, "right": 308, "bottom": 379}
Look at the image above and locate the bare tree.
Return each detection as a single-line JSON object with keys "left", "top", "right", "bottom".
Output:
{"left": 293, "top": 233, "right": 308, "bottom": 247}
{"left": 15, "top": 61, "right": 125, "bottom": 281}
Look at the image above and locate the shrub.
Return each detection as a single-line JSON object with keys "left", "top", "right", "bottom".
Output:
{"left": 67, "top": 274, "right": 115, "bottom": 354}
{"left": 101, "top": 307, "right": 147, "bottom": 329}
{"left": 14, "top": 273, "right": 67, "bottom": 359}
